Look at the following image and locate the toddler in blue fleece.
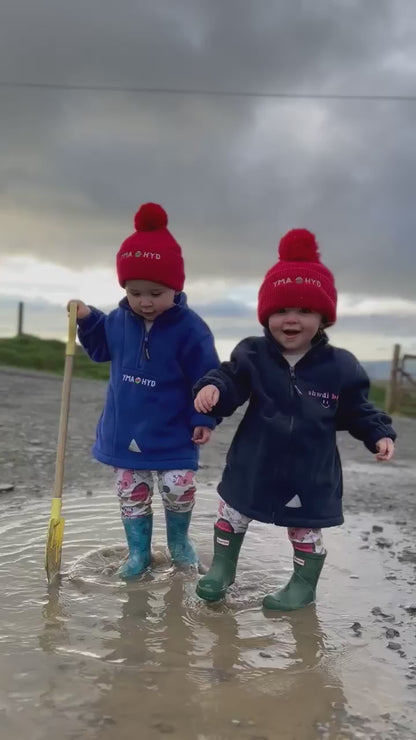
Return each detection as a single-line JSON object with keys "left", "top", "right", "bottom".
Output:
{"left": 72, "top": 203, "right": 219, "bottom": 578}
{"left": 194, "top": 228, "right": 396, "bottom": 610}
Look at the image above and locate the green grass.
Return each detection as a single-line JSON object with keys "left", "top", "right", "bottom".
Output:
{"left": 368, "top": 382, "right": 386, "bottom": 409}
{"left": 0, "top": 334, "right": 109, "bottom": 380}
{"left": 369, "top": 381, "right": 416, "bottom": 416}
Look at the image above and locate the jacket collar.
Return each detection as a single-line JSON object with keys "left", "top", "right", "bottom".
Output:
{"left": 264, "top": 327, "right": 329, "bottom": 364}
{"left": 119, "top": 291, "right": 188, "bottom": 326}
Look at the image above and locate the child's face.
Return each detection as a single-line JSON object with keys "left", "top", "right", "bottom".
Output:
{"left": 125, "top": 279, "right": 176, "bottom": 321}
{"left": 268, "top": 308, "right": 322, "bottom": 354}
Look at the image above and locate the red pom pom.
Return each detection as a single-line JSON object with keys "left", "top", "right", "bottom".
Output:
{"left": 278, "top": 229, "right": 320, "bottom": 262}
{"left": 134, "top": 203, "right": 168, "bottom": 231}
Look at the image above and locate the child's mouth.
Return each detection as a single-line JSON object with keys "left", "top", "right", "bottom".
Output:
{"left": 283, "top": 329, "right": 301, "bottom": 337}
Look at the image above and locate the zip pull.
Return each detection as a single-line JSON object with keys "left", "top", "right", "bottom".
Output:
{"left": 144, "top": 333, "right": 150, "bottom": 360}
{"left": 289, "top": 366, "right": 302, "bottom": 396}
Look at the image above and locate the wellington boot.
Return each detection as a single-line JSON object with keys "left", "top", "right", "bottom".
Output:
{"left": 118, "top": 515, "right": 152, "bottom": 578}
{"left": 196, "top": 526, "right": 245, "bottom": 602}
{"left": 263, "top": 549, "right": 326, "bottom": 611}
{"left": 165, "top": 509, "right": 198, "bottom": 566}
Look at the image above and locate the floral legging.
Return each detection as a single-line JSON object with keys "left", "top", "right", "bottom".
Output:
{"left": 115, "top": 468, "right": 196, "bottom": 518}
{"left": 216, "top": 497, "right": 326, "bottom": 554}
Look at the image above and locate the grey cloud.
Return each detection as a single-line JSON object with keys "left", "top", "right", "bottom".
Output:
{"left": 1, "top": 1, "right": 416, "bottom": 299}
{"left": 191, "top": 299, "right": 255, "bottom": 319}
{"left": 335, "top": 312, "right": 416, "bottom": 339}
{"left": 0, "top": 296, "right": 67, "bottom": 338}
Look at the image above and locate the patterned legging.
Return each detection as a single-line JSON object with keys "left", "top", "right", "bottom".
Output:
{"left": 115, "top": 468, "right": 196, "bottom": 518}
{"left": 216, "top": 497, "right": 326, "bottom": 554}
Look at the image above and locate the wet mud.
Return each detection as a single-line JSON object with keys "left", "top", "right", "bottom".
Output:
{"left": 0, "top": 367, "right": 415, "bottom": 739}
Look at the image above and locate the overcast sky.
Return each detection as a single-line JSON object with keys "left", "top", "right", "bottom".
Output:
{"left": 1, "top": 0, "right": 416, "bottom": 360}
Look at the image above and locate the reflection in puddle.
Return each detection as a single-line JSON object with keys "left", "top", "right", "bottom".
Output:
{"left": 0, "top": 486, "right": 415, "bottom": 739}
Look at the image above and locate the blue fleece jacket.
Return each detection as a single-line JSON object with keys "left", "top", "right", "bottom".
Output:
{"left": 193, "top": 331, "right": 396, "bottom": 528}
{"left": 77, "top": 293, "right": 219, "bottom": 470}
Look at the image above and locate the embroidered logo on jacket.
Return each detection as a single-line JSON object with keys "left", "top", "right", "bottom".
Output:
{"left": 308, "top": 389, "right": 339, "bottom": 408}
{"left": 122, "top": 374, "right": 156, "bottom": 387}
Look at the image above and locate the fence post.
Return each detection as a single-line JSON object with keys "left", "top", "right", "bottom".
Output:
{"left": 17, "top": 301, "right": 24, "bottom": 337}
{"left": 385, "top": 343, "right": 400, "bottom": 414}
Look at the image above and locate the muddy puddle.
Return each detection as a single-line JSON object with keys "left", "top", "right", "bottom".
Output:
{"left": 0, "top": 482, "right": 415, "bottom": 740}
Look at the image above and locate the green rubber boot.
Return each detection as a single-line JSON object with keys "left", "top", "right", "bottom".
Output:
{"left": 263, "top": 549, "right": 326, "bottom": 611}
{"left": 196, "top": 526, "right": 245, "bottom": 602}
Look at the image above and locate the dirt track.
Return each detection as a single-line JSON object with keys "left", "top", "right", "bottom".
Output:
{"left": 1, "top": 366, "right": 415, "bottom": 525}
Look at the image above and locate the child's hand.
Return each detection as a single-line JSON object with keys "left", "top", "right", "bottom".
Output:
{"left": 192, "top": 426, "right": 212, "bottom": 445}
{"left": 194, "top": 385, "right": 220, "bottom": 413}
{"left": 67, "top": 300, "right": 91, "bottom": 320}
{"left": 375, "top": 437, "right": 395, "bottom": 462}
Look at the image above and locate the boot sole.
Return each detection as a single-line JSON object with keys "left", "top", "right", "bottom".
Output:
{"left": 262, "top": 596, "right": 315, "bottom": 611}
{"left": 196, "top": 583, "right": 227, "bottom": 602}
{"left": 117, "top": 560, "right": 151, "bottom": 579}
{"left": 196, "top": 575, "right": 236, "bottom": 602}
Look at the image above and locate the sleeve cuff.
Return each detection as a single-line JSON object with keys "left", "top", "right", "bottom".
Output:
{"left": 77, "top": 307, "right": 102, "bottom": 334}
{"left": 364, "top": 427, "right": 396, "bottom": 453}
{"left": 191, "top": 412, "right": 217, "bottom": 430}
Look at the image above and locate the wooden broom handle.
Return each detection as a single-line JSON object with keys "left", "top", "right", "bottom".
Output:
{"left": 53, "top": 302, "right": 77, "bottom": 500}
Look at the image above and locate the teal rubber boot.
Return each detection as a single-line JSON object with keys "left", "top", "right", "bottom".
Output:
{"left": 196, "top": 527, "right": 245, "bottom": 602}
{"left": 118, "top": 515, "right": 153, "bottom": 578}
{"left": 263, "top": 549, "right": 326, "bottom": 611}
{"left": 165, "top": 509, "right": 198, "bottom": 566}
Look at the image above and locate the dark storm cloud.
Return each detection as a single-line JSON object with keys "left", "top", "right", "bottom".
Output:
{"left": 1, "top": 1, "right": 416, "bottom": 298}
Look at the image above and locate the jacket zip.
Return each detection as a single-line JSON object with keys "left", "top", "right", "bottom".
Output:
{"left": 144, "top": 331, "right": 150, "bottom": 360}
{"left": 136, "top": 322, "right": 151, "bottom": 366}
{"left": 289, "top": 366, "right": 302, "bottom": 433}
{"left": 274, "top": 364, "right": 303, "bottom": 522}
{"left": 289, "top": 366, "right": 303, "bottom": 397}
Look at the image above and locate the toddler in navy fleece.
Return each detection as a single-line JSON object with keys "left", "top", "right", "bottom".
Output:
{"left": 194, "top": 228, "right": 395, "bottom": 610}
{"left": 71, "top": 203, "right": 219, "bottom": 578}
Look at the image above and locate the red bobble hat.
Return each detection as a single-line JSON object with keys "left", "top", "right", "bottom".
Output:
{"left": 116, "top": 203, "right": 185, "bottom": 290}
{"left": 257, "top": 229, "right": 337, "bottom": 327}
